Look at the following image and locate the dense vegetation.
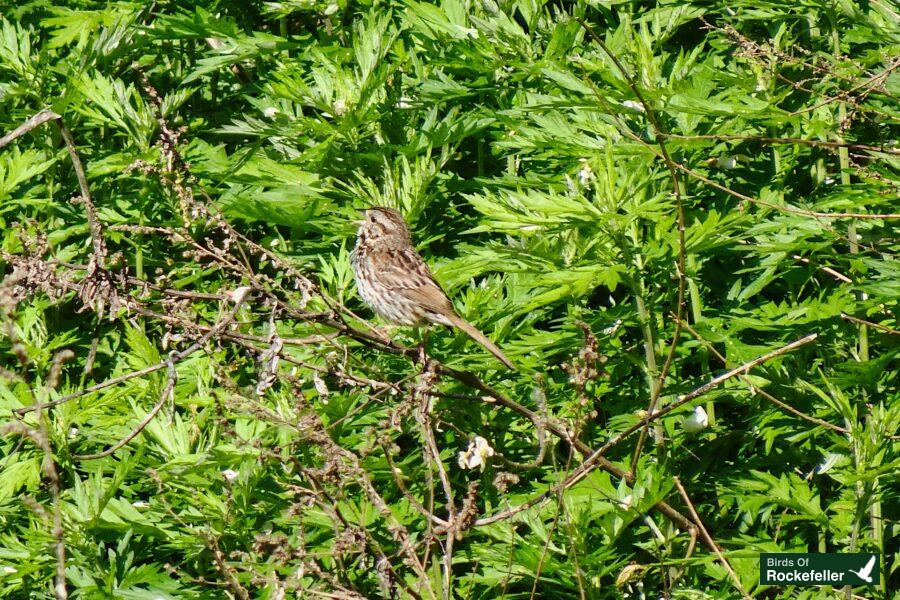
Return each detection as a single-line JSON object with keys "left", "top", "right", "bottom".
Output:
{"left": 0, "top": 0, "right": 897, "bottom": 598}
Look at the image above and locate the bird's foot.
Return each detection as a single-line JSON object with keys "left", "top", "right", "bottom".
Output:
{"left": 417, "top": 343, "right": 428, "bottom": 366}
{"left": 370, "top": 325, "right": 395, "bottom": 343}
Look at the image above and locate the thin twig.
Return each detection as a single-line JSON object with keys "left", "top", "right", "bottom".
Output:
{"left": 0, "top": 110, "right": 60, "bottom": 147}
{"left": 1, "top": 111, "right": 106, "bottom": 267}
{"left": 37, "top": 403, "right": 68, "bottom": 599}
{"left": 841, "top": 313, "right": 899, "bottom": 336}
{"left": 380, "top": 442, "right": 450, "bottom": 528}
{"left": 14, "top": 291, "right": 250, "bottom": 416}
{"left": 673, "top": 477, "right": 750, "bottom": 599}
{"left": 793, "top": 255, "right": 853, "bottom": 283}
{"left": 474, "top": 334, "right": 819, "bottom": 528}
{"left": 670, "top": 160, "right": 900, "bottom": 219}
{"left": 659, "top": 132, "right": 900, "bottom": 155}
{"left": 676, "top": 318, "right": 848, "bottom": 433}
{"left": 71, "top": 361, "right": 176, "bottom": 461}
{"left": 71, "top": 292, "right": 248, "bottom": 460}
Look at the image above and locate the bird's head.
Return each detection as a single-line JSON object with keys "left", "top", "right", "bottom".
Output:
{"left": 356, "top": 206, "right": 412, "bottom": 245}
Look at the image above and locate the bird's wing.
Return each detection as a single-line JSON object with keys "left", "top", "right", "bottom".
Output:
{"left": 860, "top": 556, "right": 875, "bottom": 577}
{"left": 374, "top": 247, "right": 455, "bottom": 314}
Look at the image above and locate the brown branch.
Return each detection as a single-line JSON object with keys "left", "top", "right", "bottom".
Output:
{"left": 39, "top": 411, "right": 68, "bottom": 599}
{"left": 673, "top": 477, "right": 750, "bottom": 599}
{"left": 71, "top": 361, "right": 176, "bottom": 461}
{"left": 70, "top": 293, "right": 248, "bottom": 460}
{"left": 670, "top": 160, "right": 900, "bottom": 219}
{"left": 788, "top": 58, "right": 900, "bottom": 116}
{"left": 16, "top": 289, "right": 249, "bottom": 416}
{"left": 677, "top": 319, "right": 848, "bottom": 433}
{"left": 841, "top": 313, "right": 900, "bottom": 336}
{"left": 379, "top": 441, "right": 450, "bottom": 528}
{"left": 1, "top": 110, "right": 106, "bottom": 268}
{"left": 209, "top": 536, "right": 250, "bottom": 600}
{"left": 0, "top": 110, "right": 60, "bottom": 147}
{"left": 792, "top": 255, "right": 853, "bottom": 283}
{"left": 447, "top": 362, "right": 698, "bottom": 537}
{"left": 474, "top": 333, "right": 819, "bottom": 530}
{"left": 659, "top": 133, "right": 900, "bottom": 156}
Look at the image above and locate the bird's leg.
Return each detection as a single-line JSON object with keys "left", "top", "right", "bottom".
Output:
{"left": 370, "top": 324, "right": 396, "bottom": 343}
{"left": 417, "top": 328, "right": 430, "bottom": 365}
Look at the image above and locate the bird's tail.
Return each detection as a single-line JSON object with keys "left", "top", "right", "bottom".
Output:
{"left": 448, "top": 314, "right": 515, "bottom": 370}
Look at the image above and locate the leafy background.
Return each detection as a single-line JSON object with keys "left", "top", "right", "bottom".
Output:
{"left": 0, "top": 0, "right": 897, "bottom": 598}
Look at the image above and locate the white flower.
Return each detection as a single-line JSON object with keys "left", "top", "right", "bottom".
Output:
{"left": 578, "top": 160, "right": 593, "bottom": 185}
{"left": 457, "top": 436, "right": 495, "bottom": 471}
{"left": 263, "top": 106, "right": 279, "bottom": 119}
{"left": 682, "top": 406, "right": 709, "bottom": 433}
{"left": 221, "top": 469, "right": 239, "bottom": 482}
{"left": 332, "top": 98, "right": 347, "bottom": 116}
{"left": 621, "top": 100, "right": 645, "bottom": 112}
{"left": 602, "top": 319, "right": 622, "bottom": 335}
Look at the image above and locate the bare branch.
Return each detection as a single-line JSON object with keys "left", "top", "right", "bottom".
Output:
{"left": 673, "top": 477, "right": 751, "bottom": 599}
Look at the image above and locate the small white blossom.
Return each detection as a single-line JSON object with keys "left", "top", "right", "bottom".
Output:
{"left": 682, "top": 406, "right": 709, "bottom": 433}
{"left": 578, "top": 160, "right": 593, "bottom": 185}
{"left": 263, "top": 106, "right": 279, "bottom": 119}
{"left": 457, "top": 436, "right": 495, "bottom": 471}
{"left": 221, "top": 469, "right": 239, "bottom": 482}
{"left": 332, "top": 98, "right": 347, "bottom": 116}
{"left": 602, "top": 319, "right": 622, "bottom": 335}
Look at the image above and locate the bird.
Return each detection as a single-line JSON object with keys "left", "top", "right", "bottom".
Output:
{"left": 849, "top": 556, "right": 876, "bottom": 583}
{"left": 351, "top": 206, "right": 515, "bottom": 369}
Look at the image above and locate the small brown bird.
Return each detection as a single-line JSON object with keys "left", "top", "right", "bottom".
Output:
{"left": 351, "top": 206, "right": 514, "bottom": 369}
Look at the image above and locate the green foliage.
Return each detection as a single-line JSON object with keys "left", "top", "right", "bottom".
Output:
{"left": 0, "top": 0, "right": 898, "bottom": 598}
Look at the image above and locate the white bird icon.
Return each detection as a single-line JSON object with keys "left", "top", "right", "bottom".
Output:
{"left": 848, "top": 556, "right": 876, "bottom": 583}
